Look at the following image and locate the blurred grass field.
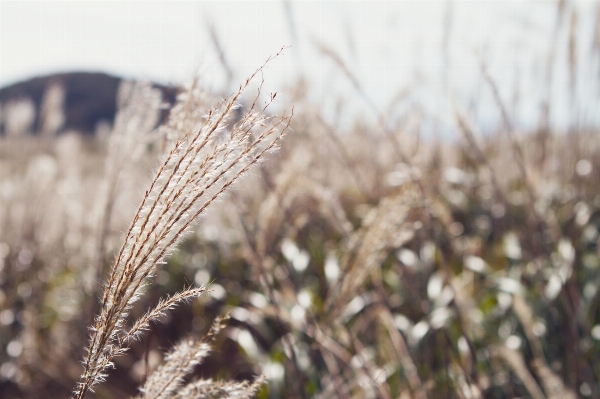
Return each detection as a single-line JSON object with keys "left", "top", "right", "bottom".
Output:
{"left": 1, "top": 2, "right": 600, "bottom": 398}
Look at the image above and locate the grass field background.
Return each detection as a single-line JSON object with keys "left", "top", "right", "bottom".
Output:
{"left": 1, "top": 1, "right": 600, "bottom": 398}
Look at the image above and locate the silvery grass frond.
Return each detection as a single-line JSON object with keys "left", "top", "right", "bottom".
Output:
{"left": 73, "top": 48, "right": 291, "bottom": 399}
{"left": 174, "top": 375, "right": 266, "bottom": 399}
{"left": 136, "top": 315, "right": 230, "bottom": 399}
{"left": 121, "top": 286, "right": 209, "bottom": 344}
{"left": 138, "top": 340, "right": 211, "bottom": 399}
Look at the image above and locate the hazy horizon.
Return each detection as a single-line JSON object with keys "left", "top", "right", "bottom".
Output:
{"left": 2, "top": 1, "right": 599, "bottom": 132}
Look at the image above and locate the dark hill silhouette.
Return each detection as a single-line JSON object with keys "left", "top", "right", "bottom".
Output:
{"left": 0, "top": 72, "right": 178, "bottom": 135}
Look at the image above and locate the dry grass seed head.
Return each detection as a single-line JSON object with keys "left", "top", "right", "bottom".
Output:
{"left": 73, "top": 48, "right": 291, "bottom": 398}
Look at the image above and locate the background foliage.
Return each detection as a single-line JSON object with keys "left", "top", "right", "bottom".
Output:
{"left": 1, "top": 2, "right": 600, "bottom": 398}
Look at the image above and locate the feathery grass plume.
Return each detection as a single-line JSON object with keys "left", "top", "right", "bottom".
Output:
{"left": 139, "top": 340, "right": 211, "bottom": 399}
{"left": 174, "top": 375, "right": 266, "bottom": 399}
{"left": 136, "top": 315, "right": 228, "bottom": 399}
{"left": 138, "top": 315, "right": 266, "bottom": 399}
{"left": 72, "top": 48, "right": 292, "bottom": 399}
{"left": 326, "top": 187, "right": 420, "bottom": 320}
{"left": 137, "top": 314, "right": 266, "bottom": 399}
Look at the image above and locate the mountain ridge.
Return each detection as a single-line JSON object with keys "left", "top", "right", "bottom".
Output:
{"left": 0, "top": 71, "right": 178, "bottom": 135}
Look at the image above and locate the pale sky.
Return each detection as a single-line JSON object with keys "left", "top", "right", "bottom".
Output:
{"left": 1, "top": 1, "right": 599, "bottom": 132}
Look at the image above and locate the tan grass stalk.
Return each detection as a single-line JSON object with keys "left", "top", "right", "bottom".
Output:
{"left": 378, "top": 307, "right": 427, "bottom": 399}
{"left": 316, "top": 350, "right": 349, "bottom": 399}
{"left": 495, "top": 347, "right": 545, "bottom": 399}
{"left": 206, "top": 20, "right": 235, "bottom": 86}
{"left": 532, "top": 360, "right": 577, "bottom": 399}
{"left": 455, "top": 111, "right": 507, "bottom": 206}
{"left": 513, "top": 294, "right": 577, "bottom": 398}
{"left": 306, "top": 323, "right": 386, "bottom": 398}
{"left": 480, "top": 61, "right": 555, "bottom": 258}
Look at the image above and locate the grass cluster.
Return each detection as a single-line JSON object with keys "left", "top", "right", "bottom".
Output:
{"left": 1, "top": 9, "right": 600, "bottom": 399}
